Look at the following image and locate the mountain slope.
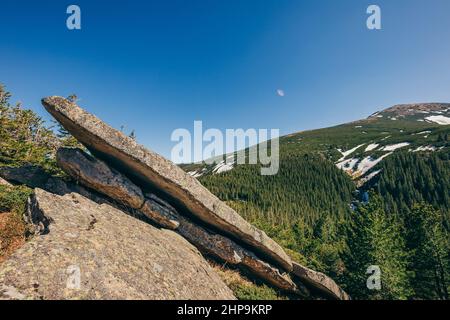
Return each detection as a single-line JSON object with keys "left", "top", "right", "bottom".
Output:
{"left": 181, "top": 103, "right": 450, "bottom": 299}
{"left": 185, "top": 103, "right": 450, "bottom": 185}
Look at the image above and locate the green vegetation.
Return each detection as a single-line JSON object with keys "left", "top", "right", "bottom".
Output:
{"left": 0, "top": 184, "right": 32, "bottom": 214}
{"left": 0, "top": 184, "right": 33, "bottom": 263}
{"left": 376, "top": 152, "right": 450, "bottom": 222}
{"left": 342, "top": 194, "right": 412, "bottom": 299}
{"left": 406, "top": 204, "right": 449, "bottom": 299}
{"left": 0, "top": 86, "right": 57, "bottom": 171}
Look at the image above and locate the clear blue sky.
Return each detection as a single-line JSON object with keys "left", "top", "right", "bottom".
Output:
{"left": 1, "top": 0, "right": 450, "bottom": 158}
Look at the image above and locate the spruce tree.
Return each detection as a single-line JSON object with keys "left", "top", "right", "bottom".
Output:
{"left": 343, "top": 194, "right": 412, "bottom": 299}
{"left": 406, "top": 203, "right": 449, "bottom": 299}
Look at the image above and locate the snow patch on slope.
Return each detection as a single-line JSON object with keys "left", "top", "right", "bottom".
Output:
{"left": 356, "top": 153, "right": 393, "bottom": 176}
{"left": 425, "top": 115, "right": 450, "bottom": 125}
{"left": 365, "top": 143, "right": 379, "bottom": 152}
{"left": 381, "top": 142, "right": 410, "bottom": 151}
{"left": 413, "top": 146, "right": 437, "bottom": 152}
{"left": 213, "top": 160, "right": 235, "bottom": 174}
{"left": 337, "top": 144, "right": 365, "bottom": 161}
{"left": 336, "top": 158, "right": 359, "bottom": 171}
{"left": 358, "top": 169, "right": 382, "bottom": 185}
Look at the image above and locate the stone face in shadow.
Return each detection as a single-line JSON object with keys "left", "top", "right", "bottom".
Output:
{"left": 0, "top": 189, "right": 235, "bottom": 300}
{"left": 0, "top": 165, "right": 51, "bottom": 188}
{"left": 42, "top": 96, "right": 293, "bottom": 272}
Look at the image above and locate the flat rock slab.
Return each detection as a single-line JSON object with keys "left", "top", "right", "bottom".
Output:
{"left": 0, "top": 189, "right": 235, "bottom": 300}
{"left": 292, "top": 262, "right": 350, "bottom": 300}
{"left": 42, "top": 96, "right": 292, "bottom": 272}
{"left": 57, "top": 147, "right": 179, "bottom": 230}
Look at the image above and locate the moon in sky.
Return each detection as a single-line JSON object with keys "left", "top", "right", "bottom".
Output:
{"left": 277, "top": 89, "right": 285, "bottom": 97}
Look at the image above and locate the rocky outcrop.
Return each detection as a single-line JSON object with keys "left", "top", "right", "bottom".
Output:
{"left": 56, "top": 148, "right": 179, "bottom": 230}
{"left": 56, "top": 147, "right": 299, "bottom": 294}
{"left": 42, "top": 96, "right": 292, "bottom": 272}
{"left": 0, "top": 189, "right": 235, "bottom": 300}
{"left": 0, "top": 96, "right": 350, "bottom": 300}
{"left": 292, "top": 262, "right": 350, "bottom": 300}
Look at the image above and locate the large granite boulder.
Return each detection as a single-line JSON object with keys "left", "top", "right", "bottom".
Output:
{"left": 42, "top": 96, "right": 292, "bottom": 272}
{"left": 0, "top": 189, "right": 235, "bottom": 300}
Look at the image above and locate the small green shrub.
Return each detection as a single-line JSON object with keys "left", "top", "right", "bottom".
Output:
{"left": 0, "top": 184, "right": 32, "bottom": 214}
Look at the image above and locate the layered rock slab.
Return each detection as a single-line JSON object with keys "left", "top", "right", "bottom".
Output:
{"left": 56, "top": 147, "right": 298, "bottom": 293}
{"left": 292, "top": 262, "right": 350, "bottom": 300}
{"left": 56, "top": 148, "right": 179, "bottom": 230}
{"left": 176, "top": 215, "right": 303, "bottom": 294}
{"left": 0, "top": 189, "right": 235, "bottom": 300}
{"left": 42, "top": 96, "right": 292, "bottom": 271}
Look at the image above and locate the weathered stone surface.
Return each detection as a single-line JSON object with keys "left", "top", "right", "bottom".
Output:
{"left": 176, "top": 214, "right": 302, "bottom": 294}
{"left": 57, "top": 148, "right": 145, "bottom": 209}
{"left": 292, "top": 262, "right": 350, "bottom": 300}
{"left": 0, "top": 164, "right": 111, "bottom": 206}
{"left": 140, "top": 198, "right": 180, "bottom": 230}
{"left": 42, "top": 96, "right": 292, "bottom": 272}
{"left": 56, "top": 148, "right": 179, "bottom": 230}
{"left": 0, "top": 189, "right": 235, "bottom": 300}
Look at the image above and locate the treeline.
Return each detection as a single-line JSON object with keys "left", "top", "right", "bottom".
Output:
{"left": 375, "top": 152, "right": 450, "bottom": 223}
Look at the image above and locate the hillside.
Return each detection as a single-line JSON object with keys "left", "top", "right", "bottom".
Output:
{"left": 185, "top": 103, "right": 450, "bottom": 183}
{"left": 182, "top": 103, "right": 450, "bottom": 299}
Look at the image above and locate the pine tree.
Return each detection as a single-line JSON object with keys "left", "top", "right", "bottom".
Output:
{"left": 406, "top": 203, "right": 449, "bottom": 299}
{"left": 0, "top": 84, "right": 59, "bottom": 171}
{"left": 343, "top": 194, "right": 412, "bottom": 299}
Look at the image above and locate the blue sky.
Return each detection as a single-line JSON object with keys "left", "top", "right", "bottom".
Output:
{"left": 1, "top": 0, "right": 450, "bottom": 159}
